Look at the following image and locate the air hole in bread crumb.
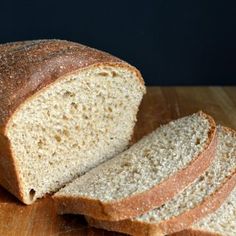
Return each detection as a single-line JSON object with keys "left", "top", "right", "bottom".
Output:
{"left": 63, "top": 91, "right": 75, "bottom": 98}
{"left": 143, "top": 148, "right": 151, "bottom": 157}
{"left": 54, "top": 135, "right": 62, "bottom": 142}
{"left": 195, "top": 138, "right": 201, "bottom": 145}
{"left": 29, "top": 189, "right": 36, "bottom": 201}
{"left": 97, "top": 92, "right": 102, "bottom": 97}
{"left": 38, "top": 140, "right": 43, "bottom": 148}
{"left": 72, "top": 143, "right": 80, "bottom": 149}
{"left": 63, "top": 115, "right": 68, "bottom": 120}
{"left": 71, "top": 102, "right": 78, "bottom": 109}
{"left": 98, "top": 72, "right": 109, "bottom": 76}
{"left": 83, "top": 114, "right": 89, "bottom": 120}
{"left": 121, "top": 161, "right": 131, "bottom": 168}
{"left": 63, "top": 129, "right": 69, "bottom": 137}
{"left": 199, "top": 176, "right": 204, "bottom": 181}
{"left": 112, "top": 71, "right": 118, "bottom": 77}
{"left": 226, "top": 142, "right": 233, "bottom": 148}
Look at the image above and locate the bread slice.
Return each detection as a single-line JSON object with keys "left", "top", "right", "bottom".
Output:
{"left": 172, "top": 186, "right": 236, "bottom": 236}
{"left": 86, "top": 126, "right": 236, "bottom": 236}
{"left": 54, "top": 111, "right": 217, "bottom": 221}
{"left": 0, "top": 39, "right": 145, "bottom": 204}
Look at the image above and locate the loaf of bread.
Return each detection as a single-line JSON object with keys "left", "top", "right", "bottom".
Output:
{"left": 0, "top": 39, "right": 145, "bottom": 204}
{"left": 54, "top": 112, "right": 217, "bottom": 221}
{"left": 86, "top": 126, "right": 236, "bottom": 236}
{"left": 172, "top": 186, "right": 236, "bottom": 236}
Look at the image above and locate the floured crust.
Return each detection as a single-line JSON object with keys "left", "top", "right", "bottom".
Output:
{"left": 0, "top": 39, "right": 144, "bottom": 130}
{"left": 0, "top": 39, "right": 145, "bottom": 204}
{"left": 86, "top": 127, "right": 236, "bottom": 236}
{"left": 54, "top": 112, "right": 217, "bottom": 221}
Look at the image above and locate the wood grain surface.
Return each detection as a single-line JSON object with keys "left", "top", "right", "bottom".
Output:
{"left": 0, "top": 87, "right": 235, "bottom": 236}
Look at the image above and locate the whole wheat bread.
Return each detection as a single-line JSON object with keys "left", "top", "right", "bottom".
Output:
{"left": 0, "top": 39, "right": 145, "bottom": 204}
{"left": 87, "top": 126, "right": 236, "bottom": 236}
{"left": 172, "top": 186, "right": 236, "bottom": 236}
{"left": 54, "top": 111, "right": 217, "bottom": 221}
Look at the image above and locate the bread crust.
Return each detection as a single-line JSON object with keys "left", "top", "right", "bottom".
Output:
{"left": 171, "top": 228, "right": 222, "bottom": 236}
{"left": 54, "top": 112, "right": 217, "bottom": 221}
{"left": 0, "top": 39, "right": 144, "bottom": 129}
{"left": 0, "top": 39, "right": 145, "bottom": 204}
{"left": 86, "top": 127, "right": 236, "bottom": 236}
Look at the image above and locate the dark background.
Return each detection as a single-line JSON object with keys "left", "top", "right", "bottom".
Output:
{"left": 0, "top": 0, "right": 236, "bottom": 85}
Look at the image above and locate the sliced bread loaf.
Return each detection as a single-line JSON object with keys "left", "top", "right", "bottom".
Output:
{"left": 0, "top": 39, "right": 145, "bottom": 204}
{"left": 86, "top": 126, "right": 236, "bottom": 236}
{"left": 54, "top": 111, "right": 217, "bottom": 221}
{"left": 172, "top": 186, "right": 236, "bottom": 236}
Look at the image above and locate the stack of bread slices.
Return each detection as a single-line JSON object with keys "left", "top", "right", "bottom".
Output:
{"left": 0, "top": 40, "right": 235, "bottom": 236}
{"left": 54, "top": 112, "right": 236, "bottom": 236}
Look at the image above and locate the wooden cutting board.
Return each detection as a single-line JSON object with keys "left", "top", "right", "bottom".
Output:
{"left": 0, "top": 87, "right": 235, "bottom": 236}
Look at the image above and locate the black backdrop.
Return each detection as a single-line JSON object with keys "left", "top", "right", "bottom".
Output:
{"left": 0, "top": 0, "right": 236, "bottom": 85}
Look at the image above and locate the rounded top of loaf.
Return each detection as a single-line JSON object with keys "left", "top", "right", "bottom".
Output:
{"left": 0, "top": 39, "right": 144, "bottom": 130}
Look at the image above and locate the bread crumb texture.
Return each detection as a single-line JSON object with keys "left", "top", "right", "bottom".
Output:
{"left": 194, "top": 178, "right": 236, "bottom": 235}
{"left": 6, "top": 65, "right": 144, "bottom": 203}
{"left": 55, "top": 112, "right": 210, "bottom": 202}
{"left": 135, "top": 126, "right": 235, "bottom": 225}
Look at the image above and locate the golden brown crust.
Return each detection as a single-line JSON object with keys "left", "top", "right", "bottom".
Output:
{"left": 0, "top": 39, "right": 145, "bottom": 204}
{"left": 171, "top": 228, "right": 222, "bottom": 236}
{"left": 0, "top": 39, "right": 144, "bottom": 130}
{"left": 86, "top": 127, "right": 236, "bottom": 236}
{"left": 54, "top": 112, "right": 217, "bottom": 221}
{"left": 86, "top": 216, "right": 162, "bottom": 236}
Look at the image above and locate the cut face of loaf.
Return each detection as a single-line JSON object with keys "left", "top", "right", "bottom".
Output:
{"left": 54, "top": 112, "right": 217, "bottom": 221}
{"left": 0, "top": 40, "right": 145, "bottom": 204}
{"left": 87, "top": 126, "right": 236, "bottom": 236}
